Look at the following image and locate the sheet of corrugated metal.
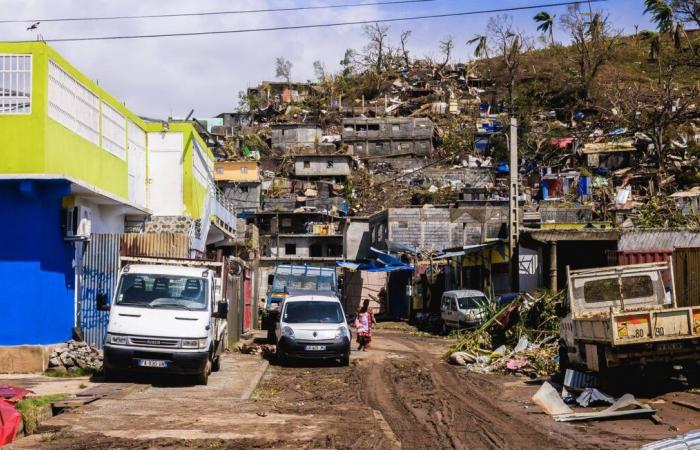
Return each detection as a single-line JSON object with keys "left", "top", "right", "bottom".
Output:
{"left": 615, "top": 249, "right": 673, "bottom": 287}
{"left": 672, "top": 247, "right": 700, "bottom": 307}
{"left": 79, "top": 234, "right": 120, "bottom": 349}
{"left": 618, "top": 230, "right": 700, "bottom": 251}
{"left": 120, "top": 233, "right": 189, "bottom": 258}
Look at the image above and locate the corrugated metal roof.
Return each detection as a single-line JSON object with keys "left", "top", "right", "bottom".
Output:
{"left": 618, "top": 230, "right": 700, "bottom": 251}
{"left": 522, "top": 229, "right": 621, "bottom": 242}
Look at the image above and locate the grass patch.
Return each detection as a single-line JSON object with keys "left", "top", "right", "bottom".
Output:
{"left": 15, "top": 393, "right": 70, "bottom": 434}
{"left": 44, "top": 368, "right": 97, "bottom": 378}
{"left": 252, "top": 382, "right": 281, "bottom": 400}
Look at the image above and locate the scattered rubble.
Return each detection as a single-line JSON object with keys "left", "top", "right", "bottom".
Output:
{"left": 48, "top": 340, "right": 103, "bottom": 373}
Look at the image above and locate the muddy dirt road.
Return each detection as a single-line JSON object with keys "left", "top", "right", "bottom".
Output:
{"left": 12, "top": 330, "right": 700, "bottom": 449}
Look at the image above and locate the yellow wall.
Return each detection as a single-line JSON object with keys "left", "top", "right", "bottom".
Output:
{"left": 214, "top": 161, "right": 259, "bottom": 182}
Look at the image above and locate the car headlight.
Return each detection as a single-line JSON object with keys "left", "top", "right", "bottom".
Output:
{"left": 182, "top": 338, "right": 208, "bottom": 349}
{"left": 335, "top": 326, "right": 348, "bottom": 340}
{"left": 282, "top": 326, "right": 295, "bottom": 338}
{"left": 107, "top": 333, "right": 128, "bottom": 345}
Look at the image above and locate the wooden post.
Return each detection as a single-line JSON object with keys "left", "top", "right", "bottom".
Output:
{"left": 549, "top": 241, "right": 558, "bottom": 292}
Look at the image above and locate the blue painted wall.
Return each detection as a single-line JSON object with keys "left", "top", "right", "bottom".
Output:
{"left": 0, "top": 180, "right": 75, "bottom": 345}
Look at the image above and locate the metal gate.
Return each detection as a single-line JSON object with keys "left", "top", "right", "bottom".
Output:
{"left": 78, "top": 234, "right": 120, "bottom": 348}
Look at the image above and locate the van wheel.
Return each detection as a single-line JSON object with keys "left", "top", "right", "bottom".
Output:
{"left": 197, "top": 359, "right": 211, "bottom": 385}
{"left": 103, "top": 367, "right": 118, "bottom": 382}
{"left": 212, "top": 355, "right": 221, "bottom": 372}
{"left": 340, "top": 356, "right": 350, "bottom": 367}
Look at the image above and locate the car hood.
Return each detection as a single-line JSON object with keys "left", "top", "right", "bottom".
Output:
{"left": 107, "top": 305, "right": 210, "bottom": 338}
{"left": 284, "top": 322, "right": 345, "bottom": 341}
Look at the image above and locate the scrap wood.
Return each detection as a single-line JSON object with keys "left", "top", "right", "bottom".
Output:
{"left": 672, "top": 400, "right": 700, "bottom": 412}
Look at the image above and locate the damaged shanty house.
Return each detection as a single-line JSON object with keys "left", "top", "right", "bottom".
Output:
{"left": 342, "top": 117, "right": 433, "bottom": 161}
{"left": 215, "top": 160, "right": 262, "bottom": 213}
{"left": 362, "top": 202, "right": 511, "bottom": 319}
{"left": 271, "top": 123, "right": 323, "bottom": 154}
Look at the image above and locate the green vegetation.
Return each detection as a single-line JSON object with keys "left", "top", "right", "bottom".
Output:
{"left": 15, "top": 393, "right": 70, "bottom": 434}
{"left": 43, "top": 367, "right": 97, "bottom": 378}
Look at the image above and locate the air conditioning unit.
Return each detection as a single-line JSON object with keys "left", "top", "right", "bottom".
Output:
{"left": 65, "top": 206, "right": 92, "bottom": 239}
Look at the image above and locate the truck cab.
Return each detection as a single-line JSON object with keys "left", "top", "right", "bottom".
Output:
{"left": 99, "top": 258, "right": 229, "bottom": 385}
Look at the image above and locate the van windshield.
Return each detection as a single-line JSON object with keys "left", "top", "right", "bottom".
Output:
{"left": 458, "top": 296, "right": 488, "bottom": 310}
{"left": 115, "top": 274, "right": 208, "bottom": 311}
{"left": 283, "top": 301, "right": 343, "bottom": 324}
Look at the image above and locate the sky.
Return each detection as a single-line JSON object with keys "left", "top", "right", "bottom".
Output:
{"left": 1, "top": 0, "right": 654, "bottom": 118}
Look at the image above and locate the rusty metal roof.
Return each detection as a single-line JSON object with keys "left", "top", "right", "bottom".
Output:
{"left": 521, "top": 228, "right": 621, "bottom": 242}
{"left": 618, "top": 229, "right": 700, "bottom": 251}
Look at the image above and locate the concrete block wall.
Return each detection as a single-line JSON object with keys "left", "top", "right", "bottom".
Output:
{"left": 144, "top": 216, "right": 194, "bottom": 234}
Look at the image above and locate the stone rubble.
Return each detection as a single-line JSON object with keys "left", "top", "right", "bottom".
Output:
{"left": 48, "top": 339, "right": 103, "bottom": 372}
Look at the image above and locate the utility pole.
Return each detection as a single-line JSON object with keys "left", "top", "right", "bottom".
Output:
{"left": 508, "top": 117, "right": 519, "bottom": 292}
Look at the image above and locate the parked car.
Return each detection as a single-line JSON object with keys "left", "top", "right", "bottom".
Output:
{"left": 440, "top": 289, "right": 490, "bottom": 331}
{"left": 275, "top": 291, "right": 351, "bottom": 366}
{"left": 99, "top": 257, "right": 229, "bottom": 385}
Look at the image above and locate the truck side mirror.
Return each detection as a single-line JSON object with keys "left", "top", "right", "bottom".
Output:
{"left": 216, "top": 301, "right": 229, "bottom": 319}
{"left": 96, "top": 292, "right": 109, "bottom": 311}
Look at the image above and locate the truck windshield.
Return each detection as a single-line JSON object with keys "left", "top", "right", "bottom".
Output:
{"left": 283, "top": 301, "right": 343, "bottom": 324}
{"left": 458, "top": 296, "right": 488, "bottom": 310}
{"left": 115, "top": 274, "right": 208, "bottom": 311}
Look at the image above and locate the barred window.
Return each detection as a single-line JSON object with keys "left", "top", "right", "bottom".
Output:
{"left": 0, "top": 54, "right": 32, "bottom": 114}
{"left": 48, "top": 60, "right": 99, "bottom": 145}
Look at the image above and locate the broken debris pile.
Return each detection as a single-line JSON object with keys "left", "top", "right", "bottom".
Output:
{"left": 448, "top": 291, "right": 562, "bottom": 377}
{"left": 48, "top": 340, "right": 103, "bottom": 372}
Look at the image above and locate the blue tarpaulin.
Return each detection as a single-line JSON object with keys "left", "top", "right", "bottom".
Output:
{"left": 337, "top": 247, "right": 414, "bottom": 272}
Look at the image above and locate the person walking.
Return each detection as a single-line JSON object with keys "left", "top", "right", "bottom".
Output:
{"left": 355, "top": 299, "right": 376, "bottom": 351}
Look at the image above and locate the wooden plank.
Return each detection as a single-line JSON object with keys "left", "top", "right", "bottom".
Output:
{"left": 672, "top": 400, "right": 700, "bottom": 412}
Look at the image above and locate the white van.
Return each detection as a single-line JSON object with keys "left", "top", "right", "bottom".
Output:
{"left": 98, "top": 258, "right": 229, "bottom": 385}
{"left": 440, "top": 289, "right": 489, "bottom": 331}
{"left": 275, "top": 292, "right": 351, "bottom": 366}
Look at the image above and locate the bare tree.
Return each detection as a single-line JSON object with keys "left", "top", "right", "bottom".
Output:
{"left": 363, "top": 23, "right": 390, "bottom": 72}
{"left": 438, "top": 35, "right": 454, "bottom": 70}
{"left": 313, "top": 60, "right": 327, "bottom": 82}
{"left": 400, "top": 30, "right": 412, "bottom": 68}
{"left": 612, "top": 75, "right": 699, "bottom": 171}
{"left": 671, "top": 0, "right": 700, "bottom": 28}
{"left": 487, "top": 15, "right": 522, "bottom": 112}
{"left": 560, "top": 5, "right": 619, "bottom": 104}
{"left": 275, "top": 57, "right": 293, "bottom": 84}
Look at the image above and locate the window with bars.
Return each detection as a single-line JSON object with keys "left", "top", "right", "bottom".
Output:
{"left": 0, "top": 54, "right": 32, "bottom": 114}
{"left": 48, "top": 60, "right": 99, "bottom": 145}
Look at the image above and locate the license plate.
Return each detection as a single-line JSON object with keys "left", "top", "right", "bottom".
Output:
{"left": 657, "top": 342, "right": 683, "bottom": 352}
{"left": 137, "top": 359, "right": 168, "bottom": 368}
{"left": 304, "top": 345, "right": 326, "bottom": 351}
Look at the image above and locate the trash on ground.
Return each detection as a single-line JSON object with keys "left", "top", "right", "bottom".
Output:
{"left": 576, "top": 388, "right": 615, "bottom": 407}
{"left": 641, "top": 429, "right": 700, "bottom": 449}
{"left": 553, "top": 394, "right": 655, "bottom": 422}
{"left": 532, "top": 382, "right": 573, "bottom": 416}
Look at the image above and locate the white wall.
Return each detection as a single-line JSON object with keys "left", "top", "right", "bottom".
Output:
{"left": 147, "top": 132, "right": 184, "bottom": 216}
{"left": 127, "top": 120, "right": 147, "bottom": 208}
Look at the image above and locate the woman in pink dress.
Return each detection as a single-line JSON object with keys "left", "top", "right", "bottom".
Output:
{"left": 355, "top": 299, "right": 376, "bottom": 351}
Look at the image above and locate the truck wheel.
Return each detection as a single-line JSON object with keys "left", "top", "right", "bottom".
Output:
{"left": 557, "top": 340, "right": 569, "bottom": 375}
{"left": 212, "top": 355, "right": 221, "bottom": 372}
{"left": 340, "top": 356, "right": 350, "bottom": 367}
{"left": 197, "top": 359, "right": 211, "bottom": 386}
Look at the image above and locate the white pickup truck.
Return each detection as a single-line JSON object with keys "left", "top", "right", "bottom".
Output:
{"left": 97, "top": 257, "right": 229, "bottom": 385}
{"left": 559, "top": 261, "right": 700, "bottom": 383}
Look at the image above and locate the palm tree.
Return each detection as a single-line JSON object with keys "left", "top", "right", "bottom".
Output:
{"left": 643, "top": 0, "right": 675, "bottom": 34}
{"left": 533, "top": 11, "right": 556, "bottom": 46}
{"left": 467, "top": 34, "right": 489, "bottom": 59}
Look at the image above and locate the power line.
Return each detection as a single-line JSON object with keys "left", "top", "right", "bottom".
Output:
{"left": 0, "top": 0, "right": 437, "bottom": 24}
{"left": 14, "top": 0, "right": 606, "bottom": 43}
